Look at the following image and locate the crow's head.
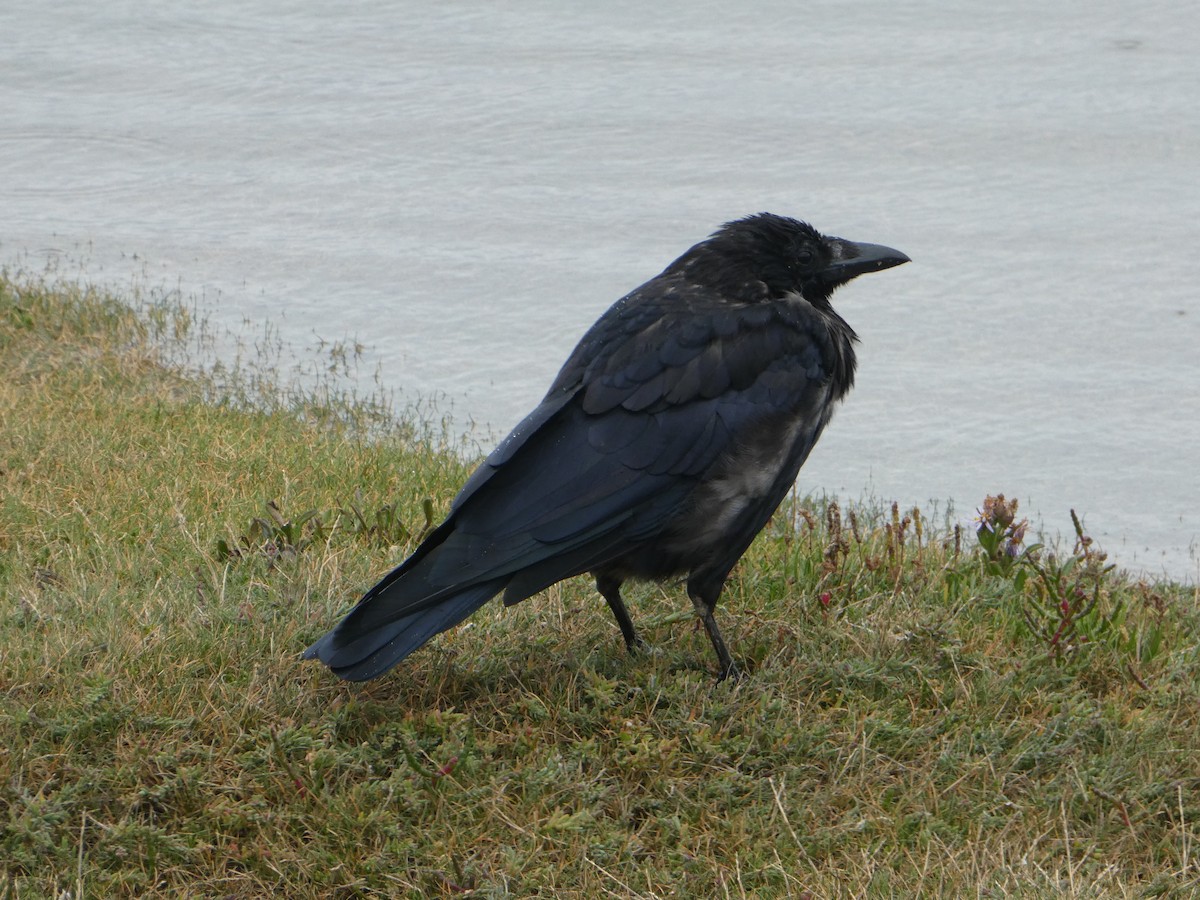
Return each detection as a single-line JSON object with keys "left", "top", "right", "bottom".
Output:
{"left": 673, "top": 213, "right": 909, "bottom": 306}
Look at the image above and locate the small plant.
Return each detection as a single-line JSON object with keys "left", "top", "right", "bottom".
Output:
{"left": 974, "top": 494, "right": 1036, "bottom": 576}
{"left": 1015, "top": 510, "right": 1115, "bottom": 661}
{"left": 972, "top": 497, "right": 1165, "bottom": 669}
{"left": 883, "top": 502, "right": 922, "bottom": 575}
{"left": 215, "top": 499, "right": 327, "bottom": 564}
{"left": 822, "top": 501, "right": 849, "bottom": 573}
{"left": 338, "top": 491, "right": 434, "bottom": 548}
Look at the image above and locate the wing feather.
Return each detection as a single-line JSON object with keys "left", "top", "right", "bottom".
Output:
{"left": 388, "top": 284, "right": 843, "bottom": 611}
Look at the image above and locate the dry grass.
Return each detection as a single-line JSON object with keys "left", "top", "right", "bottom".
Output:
{"left": 2, "top": 272, "right": 1198, "bottom": 898}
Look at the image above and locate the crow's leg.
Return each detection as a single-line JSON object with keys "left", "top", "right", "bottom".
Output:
{"left": 687, "top": 574, "right": 738, "bottom": 681}
{"left": 595, "top": 574, "right": 644, "bottom": 653}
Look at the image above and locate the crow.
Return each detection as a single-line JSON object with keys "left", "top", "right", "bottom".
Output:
{"left": 304, "top": 213, "right": 909, "bottom": 681}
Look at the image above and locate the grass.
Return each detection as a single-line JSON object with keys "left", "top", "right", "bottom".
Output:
{"left": 1, "top": 270, "right": 1198, "bottom": 898}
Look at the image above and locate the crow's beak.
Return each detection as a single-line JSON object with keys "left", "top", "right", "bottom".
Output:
{"left": 823, "top": 239, "right": 910, "bottom": 281}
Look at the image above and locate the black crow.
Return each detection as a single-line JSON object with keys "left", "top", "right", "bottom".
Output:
{"left": 304, "top": 213, "right": 909, "bottom": 681}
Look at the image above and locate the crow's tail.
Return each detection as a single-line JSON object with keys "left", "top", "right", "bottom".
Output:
{"left": 302, "top": 575, "right": 508, "bottom": 682}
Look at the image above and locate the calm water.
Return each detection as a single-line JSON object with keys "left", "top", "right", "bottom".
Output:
{"left": 4, "top": 1, "right": 1198, "bottom": 581}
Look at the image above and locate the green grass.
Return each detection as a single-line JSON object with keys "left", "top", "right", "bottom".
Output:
{"left": 2, "top": 271, "right": 1198, "bottom": 898}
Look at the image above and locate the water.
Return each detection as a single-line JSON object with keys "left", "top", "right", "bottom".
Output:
{"left": 4, "top": 1, "right": 1198, "bottom": 581}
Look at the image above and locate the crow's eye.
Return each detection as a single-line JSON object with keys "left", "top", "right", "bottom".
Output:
{"left": 793, "top": 247, "right": 816, "bottom": 268}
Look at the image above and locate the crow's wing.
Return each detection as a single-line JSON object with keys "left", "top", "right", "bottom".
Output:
{"left": 422, "top": 283, "right": 841, "bottom": 598}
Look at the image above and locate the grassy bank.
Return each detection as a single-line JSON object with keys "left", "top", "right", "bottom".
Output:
{"left": 1, "top": 272, "right": 1198, "bottom": 898}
